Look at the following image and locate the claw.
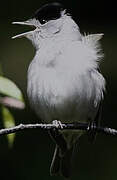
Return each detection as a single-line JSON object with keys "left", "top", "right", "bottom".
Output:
{"left": 52, "top": 120, "right": 63, "bottom": 129}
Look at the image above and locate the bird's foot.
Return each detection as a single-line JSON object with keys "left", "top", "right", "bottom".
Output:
{"left": 87, "top": 121, "right": 97, "bottom": 143}
{"left": 87, "top": 121, "right": 96, "bottom": 132}
{"left": 52, "top": 120, "right": 63, "bottom": 129}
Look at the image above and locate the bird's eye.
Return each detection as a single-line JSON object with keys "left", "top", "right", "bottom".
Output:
{"left": 40, "top": 19, "right": 47, "bottom": 24}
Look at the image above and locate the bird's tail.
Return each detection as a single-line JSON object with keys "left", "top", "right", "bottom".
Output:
{"left": 50, "top": 145, "right": 73, "bottom": 178}
{"left": 50, "top": 145, "right": 60, "bottom": 176}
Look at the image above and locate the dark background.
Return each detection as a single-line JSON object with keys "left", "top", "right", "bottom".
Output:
{"left": 0, "top": 0, "right": 117, "bottom": 179}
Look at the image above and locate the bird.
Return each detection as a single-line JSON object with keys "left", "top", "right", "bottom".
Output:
{"left": 12, "top": 2, "right": 106, "bottom": 178}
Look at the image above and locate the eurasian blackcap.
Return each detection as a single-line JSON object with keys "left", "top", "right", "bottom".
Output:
{"left": 12, "top": 2, "right": 105, "bottom": 178}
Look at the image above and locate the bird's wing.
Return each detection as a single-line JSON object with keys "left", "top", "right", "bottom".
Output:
{"left": 87, "top": 66, "right": 105, "bottom": 143}
{"left": 82, "top": 33, "right": 104, "bottom": 49}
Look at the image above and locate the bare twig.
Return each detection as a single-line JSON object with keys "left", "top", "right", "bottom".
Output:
{"left": 0, "top": 122, "right": 117, "bottom": 136}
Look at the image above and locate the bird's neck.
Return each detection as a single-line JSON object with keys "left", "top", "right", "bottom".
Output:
{"left": 59, "top": 15, "right": 82, "bottom": 41}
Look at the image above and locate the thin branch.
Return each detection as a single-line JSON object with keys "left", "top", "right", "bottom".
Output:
{"left": 0, "top": 122, "right": 117, "bottom": 136}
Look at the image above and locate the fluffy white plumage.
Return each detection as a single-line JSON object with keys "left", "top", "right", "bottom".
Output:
{"left": 26, "top": 14, "right": 105, "bottom": 147}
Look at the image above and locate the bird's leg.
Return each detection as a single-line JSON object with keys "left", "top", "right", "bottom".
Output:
{"left": 87, "top": 103, "right": 102, "bottom": 143}
{"left": 49, "top": 120, "right": 67, "bottom": 156}
{"left": 87, "top": 120, "right": 97, "bottom": 143}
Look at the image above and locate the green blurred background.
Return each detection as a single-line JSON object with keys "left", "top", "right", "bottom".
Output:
{"left": 0, "top": 0, "right": 117, "bottom": 179}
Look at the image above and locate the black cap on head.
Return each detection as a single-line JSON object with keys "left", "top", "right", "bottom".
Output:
{"left": 33, "top": 2, "right": 65, "bottom": 24}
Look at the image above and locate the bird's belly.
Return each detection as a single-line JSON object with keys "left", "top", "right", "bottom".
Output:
{"left": 27, "top": 67, "right": 96, "bottom": 123}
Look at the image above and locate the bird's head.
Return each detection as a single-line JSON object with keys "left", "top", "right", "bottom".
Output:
{"left": 12, "top": 2, "right": 81, "bottom": 49}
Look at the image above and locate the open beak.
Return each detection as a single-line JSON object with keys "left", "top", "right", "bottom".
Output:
{"left": 12, "top": 19, "right": 38, "bottom": 39}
